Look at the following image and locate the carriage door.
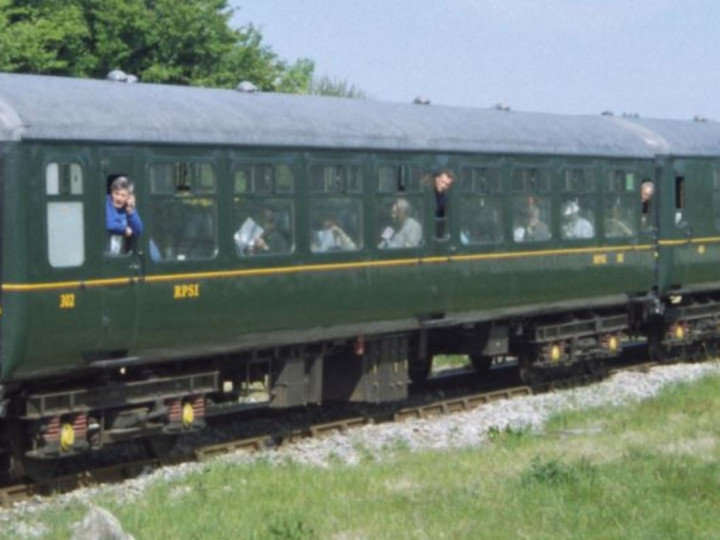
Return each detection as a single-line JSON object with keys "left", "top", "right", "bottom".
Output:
{"left": 656, "top": 160, "right": 691, "bottom": 293}
{"left": 97, "top": 151, "right": 142, "bottom": 355}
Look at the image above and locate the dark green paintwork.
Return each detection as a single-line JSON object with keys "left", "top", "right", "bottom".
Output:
{"left": 7, "top": 141, "right": 714, "bottom": 382}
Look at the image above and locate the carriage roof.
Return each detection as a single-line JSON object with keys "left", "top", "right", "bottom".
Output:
{"left": 0, "top": 72, "right": 718, "bottom": 159}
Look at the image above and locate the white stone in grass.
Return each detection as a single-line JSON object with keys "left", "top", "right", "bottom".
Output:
{"left": 71, "top": 505, "right": 134, "bottom": 540}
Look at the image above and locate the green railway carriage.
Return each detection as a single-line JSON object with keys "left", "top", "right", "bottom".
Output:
{"left": 0, "top": 72, "right": 718, "bottom": 476}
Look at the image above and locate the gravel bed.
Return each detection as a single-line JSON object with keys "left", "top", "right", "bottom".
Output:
{"left": 2, "top": 361, "right": 720, "bottom": 537}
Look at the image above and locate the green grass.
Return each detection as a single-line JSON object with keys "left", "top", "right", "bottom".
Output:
{"left": 7, "top": 375, "right": 720, "bottom": 539}
{"left": 431, "top": 354, "right": 470, "bottom": 372}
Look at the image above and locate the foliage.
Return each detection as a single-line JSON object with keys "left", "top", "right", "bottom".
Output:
{"left": 311, "top": 75, "right": 367, "bottom": 99}
{"left": 487, "top": 424, "right": 529, "bottom": 446}
{"left": 0, "top": 0, "right": 314, "bottom": 92}
{"left": 520, "top": 456, "right": 595, "bottom": 486}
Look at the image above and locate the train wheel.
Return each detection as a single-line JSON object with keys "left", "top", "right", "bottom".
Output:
{"left": 647, "top": 326, "right": 669, "bottom": 363}
{"left": 702, "top": 339, "right": 720, "bottom": 361}
{"left": 408, "top": 362, "right": 431, "bottom": 383}
{"left": 517, "top": 345, "right": 543, "bottom": 387}
{"left": 11, "top": 456, "right": 59, "bottom": 483}
{"left": 470, "top": 354, "right": 492, "bottom": 376}
{"left": 144, "top": 435, "right": 179, "bottom": 458}
{"left": 6, "top": 425, "right": 58, "bottom": 482}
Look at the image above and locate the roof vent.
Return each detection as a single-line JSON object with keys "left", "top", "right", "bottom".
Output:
{"left": 494, "top": 103, "right": 511, "bottom": 111}
{"left": 413, "top": 96, "right": 431, "bottom": 105}
{"left": 106, "top": 70, "right": 138, "bottom": 83}
{"left": 236, "top": 81, "right": 258, "bottom": 93}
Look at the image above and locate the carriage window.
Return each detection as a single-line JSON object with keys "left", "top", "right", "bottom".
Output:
{"left": 377, "top": 165, "right": 424, "bottom": 249}
{"left": 713, "top": 167, "right": 720, "bottom": 231}
{"left": 560, "top": 169, "right": 596, "bottom": 240}
{"left": 46, "top": 163, "right": 85, "bottom": 267}
{"left": 310, "top": 198, "right": 362, "bottom": 253}
{"left": 459, "top": 167, "right": 503, "bottom": 245}
{"left": 377, "top": 166, "right": 424, "bottom": 193}
{"left": 46, "top": 163, "right": 83, "bottom": 196}
{"left": 512, "top": 168, "right": 551, "bottom": 243}
{"left": 674, "top": 175, "right": 686, "bottom": 227}
{"left": 233, "top": 164, "right": 294, "bottom": 257}
{"left": 310, "top": 164, "right": 362, "bottom": 193}
{"left": 309, "top": 164, "right": 362, "bottom": 253}
{"left": 605, "top": 171, "right": 637, "bottom": 238}
{"left": 148, "top": 163, "right": 218, "bottom": 261}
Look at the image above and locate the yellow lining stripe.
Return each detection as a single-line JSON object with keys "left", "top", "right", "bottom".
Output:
{"left": 658, "top": 239, "right": 688, "bottom": 246}
{"left": 691, "top": 236, "right": 720, "bottom": 244}
{"left": 657, "top": 236, "right": 720, "bottom": 247}
{"left": 1, "top": 243, "right": 656, "bottom": 293}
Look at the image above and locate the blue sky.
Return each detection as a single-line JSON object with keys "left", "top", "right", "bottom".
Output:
{"left": 230, "top": 1, "right": 720, "bottom": 121}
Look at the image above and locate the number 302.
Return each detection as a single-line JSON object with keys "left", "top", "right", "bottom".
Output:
{"left": 59, "top": 293, "right": 76, "bottom": 309}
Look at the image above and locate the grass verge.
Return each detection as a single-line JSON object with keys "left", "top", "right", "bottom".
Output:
{"left": 6, "top": 374, "right": 720, "bottom": 539}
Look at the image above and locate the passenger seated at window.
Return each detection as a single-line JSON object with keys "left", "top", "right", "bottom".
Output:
{"left": 605, "top": 198, "right": 633, "bottom": 238}
{"left": 561, "top": 200, "right": 594, "bottom": 239}
{"left": 311, "top": 217, "right": 356, "bottom": 252}
{"left": 183, "top": 210, "right": 216, "bottom": 258}
{"left": 514, "top": 204, "right": 550, "bottom": 242}
{"left": 379, "top": 198, "right": 423, "bottom": 249}
{"left": 461, "top": 205, "right": 502, "bottom": 245}
{"left": 235, "top": 207, "right": 291, "bottom": 256}
{"left": 106, "top": 176, "right": 143, "bottom": 255}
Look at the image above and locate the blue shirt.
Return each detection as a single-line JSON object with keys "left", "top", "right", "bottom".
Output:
{"left": 106, "top": 195, "right": 143, "bottom": 236}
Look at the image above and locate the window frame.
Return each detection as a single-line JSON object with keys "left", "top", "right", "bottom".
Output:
{"left": 375, "top": 163, "right": 426, "bottom": 251}
{"left": 604, "top": 167, "right": 640, "bottom": 240}
{"left": 712, "top": 163, "right": 720, "bottom": 231}
{"left": 45, "top": 161, "right": 86, "bottom": 268}
{"left": 307, "top": 161, "right": 364, "bottom": 255}
{"left": 232, "top": 161, "right": 296, "bottom": 258}
{"left": 458, "top": 165, "right": 504, "bottom": 246}
{"left": 511, "top": 166, "right": 552, "bottom": 244}
{"left": 559, "top": 167, "right": 597, "bottom": 242}
{"left": 146, "top": 160, "right": 220, "bottom": 263}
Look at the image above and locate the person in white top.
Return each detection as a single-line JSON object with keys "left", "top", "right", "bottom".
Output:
{"left": 561, "top": 200, "right": 594, "bottom": 239}
{"left": 379, "top": 198, "right": 423, "bottom": 248}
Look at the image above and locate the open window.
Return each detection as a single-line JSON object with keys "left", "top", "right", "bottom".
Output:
{"left": 105, "top": 173, "right": 137, "bottom": 256}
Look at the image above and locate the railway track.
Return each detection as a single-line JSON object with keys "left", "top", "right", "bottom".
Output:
{"left": 0, "top": 356, "right": 661, "bottom": 509}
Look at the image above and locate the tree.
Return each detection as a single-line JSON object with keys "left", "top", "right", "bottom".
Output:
{"left": 0, "top": 0, "right": 314, "bottom": 92}
{"left": 311, "top": 75, "right": 367, "bottom": 99}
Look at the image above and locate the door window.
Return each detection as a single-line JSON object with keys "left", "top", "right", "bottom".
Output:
{"left": 46, "top": 163, "right": 85, "bottom": 267}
